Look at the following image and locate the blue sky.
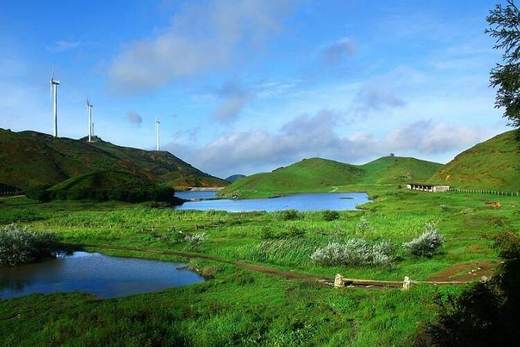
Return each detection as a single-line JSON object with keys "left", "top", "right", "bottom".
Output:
{"left": 0, "top": 0, "right": 510, "bottom": 177}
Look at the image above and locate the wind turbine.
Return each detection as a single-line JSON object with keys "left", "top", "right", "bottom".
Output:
{"left": 155, "top": 118, "right": 160, "bottom": 151}
{"left": 50, "top": 73, "right": 60, "bottom": 137}
{"left": 86, "top": 99, "right": 93, "bottom": 142}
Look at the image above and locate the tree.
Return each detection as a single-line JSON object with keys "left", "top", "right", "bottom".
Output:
{"left": 487, "top": 0, "right": 520, "bottom": 128}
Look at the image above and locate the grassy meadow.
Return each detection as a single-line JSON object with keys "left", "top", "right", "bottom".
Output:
{"left": 1, "top": 187, "right": 518, "bottom": 346}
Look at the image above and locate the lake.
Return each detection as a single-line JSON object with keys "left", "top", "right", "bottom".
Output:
{"left": 175, "top": 191, "right": 369, "bottom": 212}
{"left": 0, "top": 252, "right": 204, "bottom": 300}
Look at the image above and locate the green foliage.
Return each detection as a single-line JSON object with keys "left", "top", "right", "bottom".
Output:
{"left": 404, "top": 222, "right": 444, "bottom": 257}
{"left": 487, "top": 0, "right": 520, "bottom": 127}
{"left": 0, "top": 224, "right": 60, "bottom": 266}
{"left": 356, "top": 216, "right": 371, "bottom": 233}
{"left": 280, "top": 209, "right": 300, "bottom": 221}
{"left": 322, "top": 210, "right": 340, "bottom": 221}
{"left": 419, "top": 232, "right": 520, "bottom": 346}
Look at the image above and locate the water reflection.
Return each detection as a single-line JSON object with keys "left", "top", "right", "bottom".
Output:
{"left": 0, "top": 252, "right": 204, "bottom": 299}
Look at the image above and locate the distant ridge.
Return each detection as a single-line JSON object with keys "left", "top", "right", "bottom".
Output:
{"left": 221, "top": 156, "right": 442, "bottom": 197}
{"left": 430, "top": 130, "right": 520, "bottom": 191}
{"left": 0, "top": 128, "right": 227, "bottom": 191}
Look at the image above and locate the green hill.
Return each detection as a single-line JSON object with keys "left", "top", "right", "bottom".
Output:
{"left": 0, "top": 129, "right": 226, "bottom": 191}
{"left": 40, "top": 170, "right": 179, "bottom": 203}
{"left": 358, "top": 156, "right": 442, "bottom": 184}
{"left": 221, "top": 156, "right": 442, "bottom": 197}
{"left": 430, "top": 130, "right": 520, "bottom": 191}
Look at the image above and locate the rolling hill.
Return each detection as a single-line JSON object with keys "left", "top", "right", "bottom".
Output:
{"left": 221, "top": 156, "right": 442, "bottom": 197}
{"left": 225, "top": 174, "right": 246, "bottom": 183}
{"left": 0, "top": 128, "right": 227, "bottom": 191}
{"left": 430, "top": 130, "right": 520, "bottom": 191}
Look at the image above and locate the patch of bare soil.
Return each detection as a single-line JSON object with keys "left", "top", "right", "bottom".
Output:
{"left": 428, "top": 261, "right": 497, "bottom": 282}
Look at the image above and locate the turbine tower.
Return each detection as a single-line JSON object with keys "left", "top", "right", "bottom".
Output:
{"left": 86, "top": 99, "right": 93, "bottom": 142}
{"left": 155, "top": 118, "right": 160, "bottom": 151}
{"left": 50, "top": 74, "right": 60, "bottom": 137}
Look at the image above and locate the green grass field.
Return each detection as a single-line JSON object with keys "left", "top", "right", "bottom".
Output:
{"left": 1, "top": 187, "right": 518, "bottom": 346}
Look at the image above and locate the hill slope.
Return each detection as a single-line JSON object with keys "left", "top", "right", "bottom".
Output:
{"left": 430, "top": 130, "right": 520, "bottom": 191}
{"left": 359, "top": 156, "right": 442, "bottom": 184}
{"left": 221, "top": 156, "right": 441, "bottom": 197}
{"left": 225, "top": 174, "right": 246, "bottom": 183}
{"left": 0, "top": 129, "right": 226, "bottom": 190}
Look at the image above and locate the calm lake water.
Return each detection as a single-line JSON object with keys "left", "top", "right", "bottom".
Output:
{"left": 175, "top": 192, "right": 369, "bottom": 212}
{"left": 0, "top": 252, "right": 204, "bottom": 300}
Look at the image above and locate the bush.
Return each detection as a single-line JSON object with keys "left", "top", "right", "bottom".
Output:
{"left": 280, "top": 209, "right": 300, "bottom": 221}
{"left": 26, "top": 188, "right": 52, "bottom": 202}
{"left": 323, "top": 210, "right": 340, "bottom": 221}
{"left": 0, "top": 224, "right": 60, "bottom": 266}
{"left": 356, "top": 216, "right": 371, "bottom": 233}
{"left": 311, "top": 238, "right": 394, "bottom": 267}
{"left": 184, "top": 232, "right": 206, "bottom": 245}
{"left": 404, "top": 222, "right": 444, "bottom": 257}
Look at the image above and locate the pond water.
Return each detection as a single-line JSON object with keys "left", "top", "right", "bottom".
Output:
{"left": 0, "top": 252, "right": 204, "bottom": 300}
{"left": 175, "top": 192, "right": 369, "bottom": 212}
{"left": 175, "top": 190, "right": 220, "bottom": 201}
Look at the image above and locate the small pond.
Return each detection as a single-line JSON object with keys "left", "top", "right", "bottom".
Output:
{"left": 0, "top": 252, "right": 204, "bottom": 300}
{"left": 175, "top": 192, "right": 369, "bottom": 212}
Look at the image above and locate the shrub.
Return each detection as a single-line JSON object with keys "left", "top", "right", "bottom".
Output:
{"left": 0, "top": 224, "right": 60, "bottom": 266}
{"left": 280, "top": 209, "right": 299, "bottom": 221}
{"left": 356, "top": 216, "right": 371, "bottom": 233}
{"left": 311, "top": 238, "right": 394, "bottom": 267}
{"left": 184, "top": 232, "right": 206, "bottom": 245}
{"left": 323, "top": 210, "right": 340, "bottom": 221}
{"left": 26, "top": 188, "right": 52, "bottom": 202}
{"left": 404, "top": 222, "right": 444, "bottom": 257}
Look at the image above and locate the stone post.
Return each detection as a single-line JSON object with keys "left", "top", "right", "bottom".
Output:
{"left": 334, "top": 274, "right": 345, "bottom": 288}
{"left": 402, "top": 276, "right": 411, "bottom": 291}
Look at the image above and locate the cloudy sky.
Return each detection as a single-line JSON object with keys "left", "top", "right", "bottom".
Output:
{"left": 0, "top": 0, "right": 511, "bottom": 178}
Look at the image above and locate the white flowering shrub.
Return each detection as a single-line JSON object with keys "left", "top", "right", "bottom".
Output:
{"left": 0, "top": 224, "right": 59, "bottom": 266}
{"left": 310, "top": 238, "right": 394, "bottom": 267}
{"left": 184, "top": 232, "right": 206, "bottom": 245}
{"left": 404, "top": 222, "right": 444, "bottom": 257}
{"left": 356, "top": 216, "right": 371, "bottom": 233}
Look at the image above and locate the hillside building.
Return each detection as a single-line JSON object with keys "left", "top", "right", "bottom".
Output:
{"left": 406, "top": 183, "right": 450, "bottom": 192}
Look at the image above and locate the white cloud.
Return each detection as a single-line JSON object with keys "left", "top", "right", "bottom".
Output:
{"left": 212, "top": 82, "right": 253, "bottom": 122}
{"left": 320, "top": 37, "right": 356, "bottom": 63}
{"left": 164, "top": 110, "right": 491, "bottom": 177}
{"left": 108, "top": 0, "right": 295, "bottom": 94}
{"left": 47, "top": 40, "right": 81, "bottom": 52}
{"left": 126, "top": 111, "right": 143, "bottom": 125}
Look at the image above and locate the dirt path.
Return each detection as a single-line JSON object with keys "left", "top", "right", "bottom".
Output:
{"left": 80, "top": 244, "right": 479, "bottom": 289}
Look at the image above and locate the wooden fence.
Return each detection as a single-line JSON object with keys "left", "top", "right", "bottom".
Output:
{"left": 0, "top": 184, "right": 24, "bottom": 197}
{"left": 450, "top": 188, "right": 520, "bottom": 197}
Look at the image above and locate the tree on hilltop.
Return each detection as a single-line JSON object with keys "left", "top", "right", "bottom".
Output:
{"left": 487, "top": 0, "right": 520, "bottom": 128}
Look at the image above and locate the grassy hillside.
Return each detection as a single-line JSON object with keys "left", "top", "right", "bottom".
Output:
{"left": 222, "top": 156, "right": 440, "bottom": 197}
{"left": 225, "top": 174, "right": 246, "bottom": 183}
{"left": 0, "top": 129, "right": 226, "bottom": 190}
{"left": 359, "top": 156, "right": 442, "bottom": 184}
{"left": 430, "top": 130, "right": 520, "bottom": 191}
{"left": 49, "top": 170, "right": 155, "bottom": 193}
{"left": 41, "top": 170, "right": 178, "bottom": 203}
